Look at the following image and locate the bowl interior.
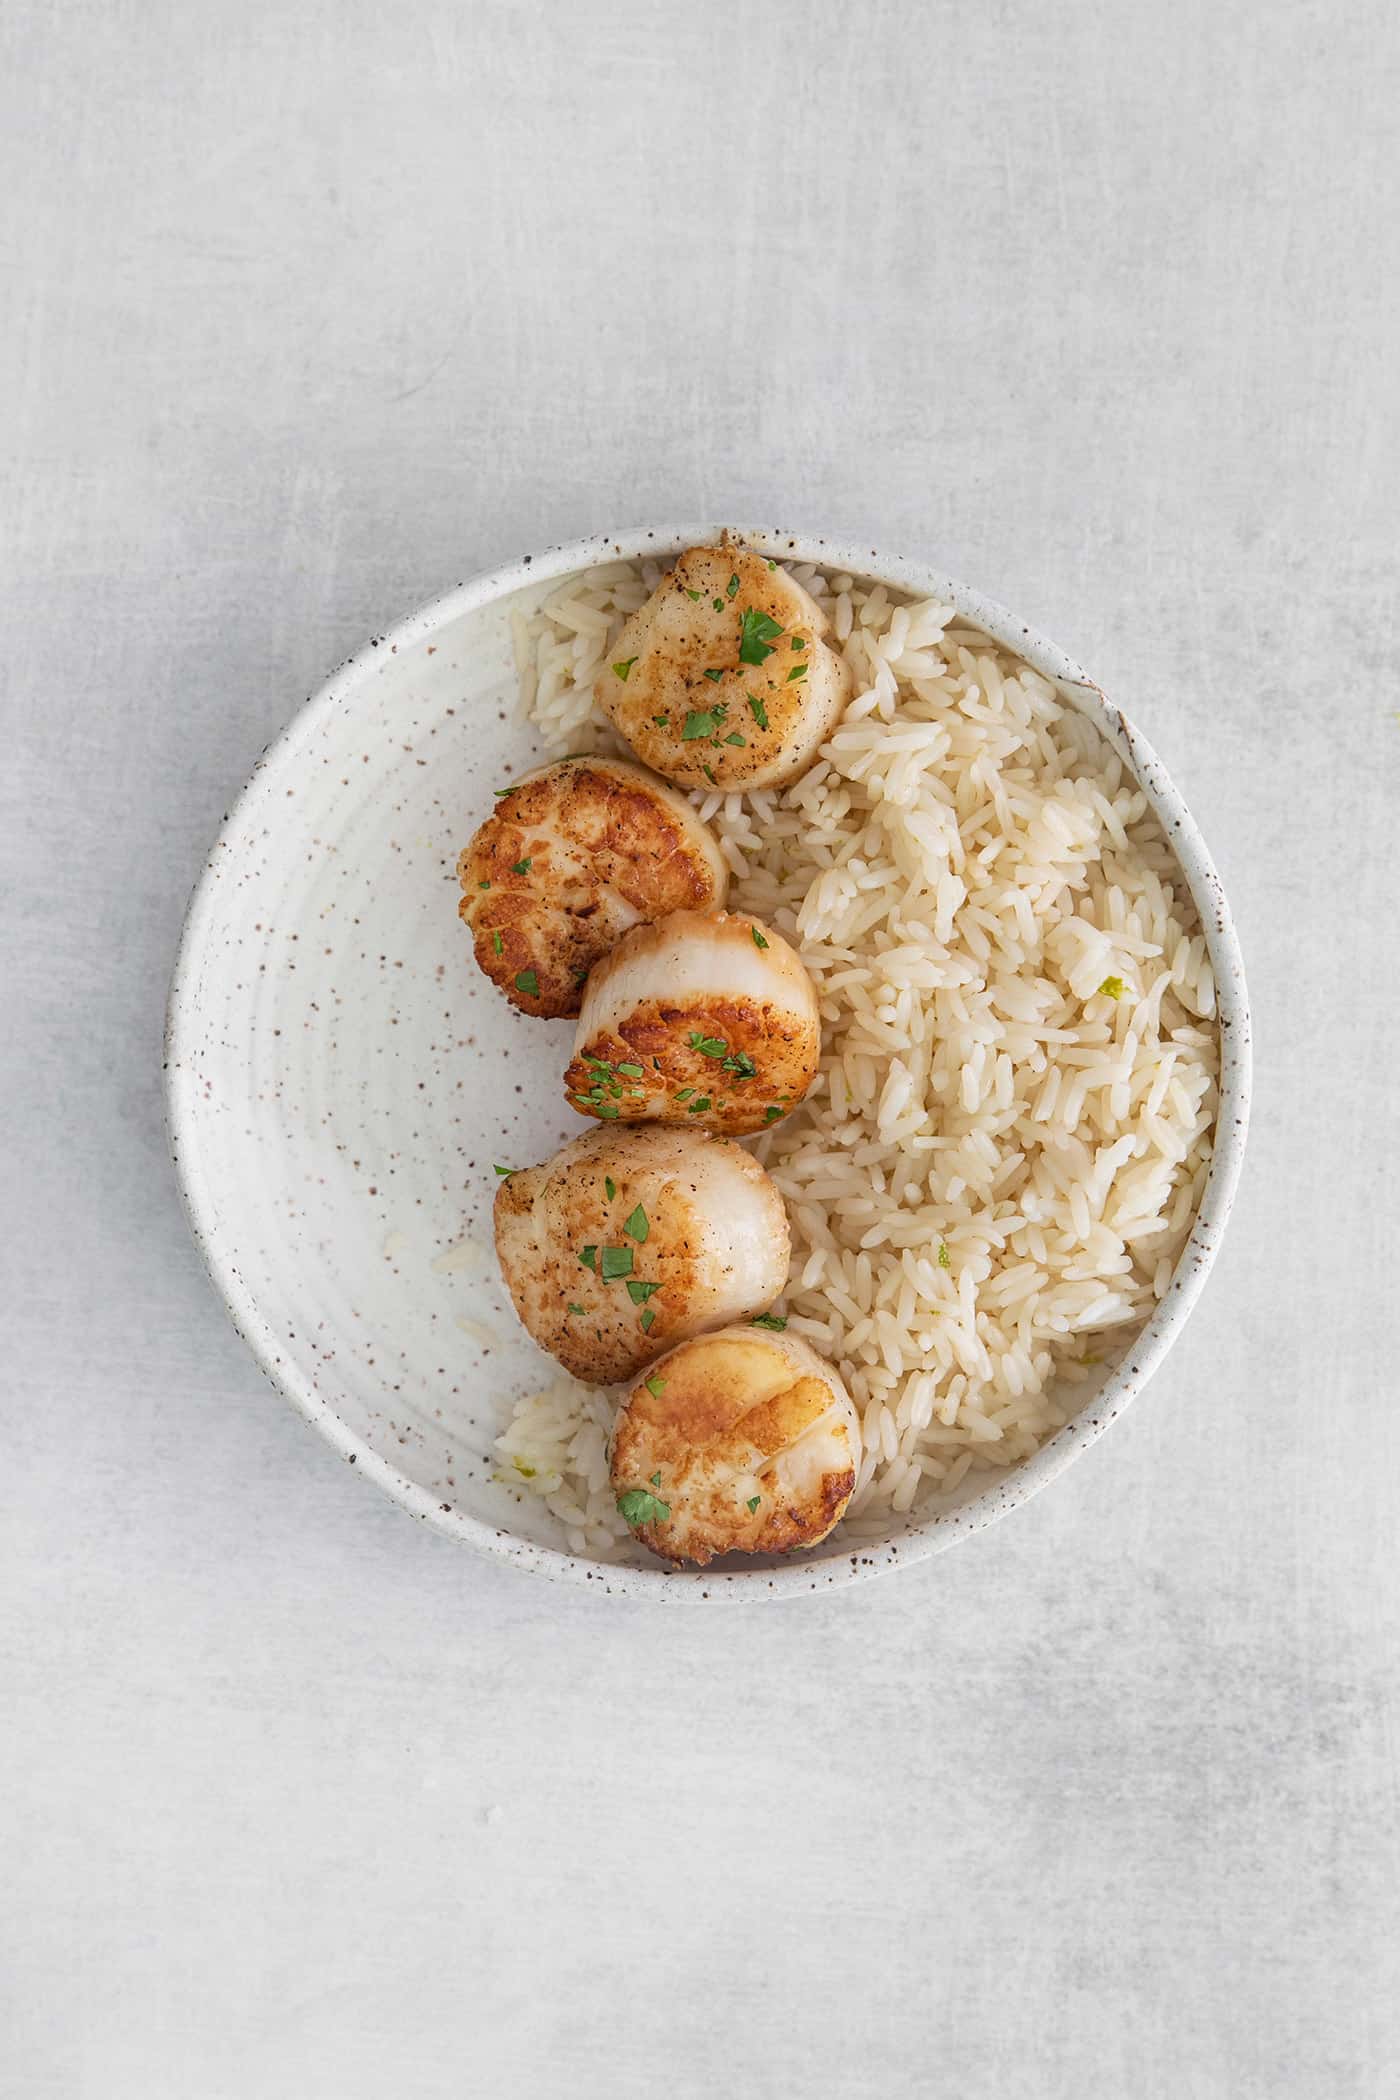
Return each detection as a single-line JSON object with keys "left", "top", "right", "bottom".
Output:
{"left": 168, "top": 528, "right": 1247, "bottom": 1597}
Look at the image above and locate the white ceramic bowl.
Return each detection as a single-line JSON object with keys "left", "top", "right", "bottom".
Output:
{"left": 166, "top": 525, "right": 1250, "bottom": 1600}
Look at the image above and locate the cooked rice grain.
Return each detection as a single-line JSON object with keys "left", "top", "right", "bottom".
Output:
{"left": 495, "top": 556, "right": 1218, "bottom": 1561}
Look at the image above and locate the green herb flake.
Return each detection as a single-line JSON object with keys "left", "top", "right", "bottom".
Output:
{"left": 938, "top": 1242, "right": 951, "bottom": 1269}
{"left": 751, "top": 1313, "right": 787, "bottom": 1331}
{"left": 626, "top": 1278, "right": 660, "bottom": 1304}
{"left": 764, "top": 1104, "right": 783, "bottom": 1123}
{"left": 686, "top": 1096, "right": 712, "bottom": 1115}
{"left": 578, "top": 1244, "right": 598, "bottom": 1270}
{"left": 599, "top": 1245, "right": 633, "bottom": 1282}
{"left": 604, "top": 1177, "right": 616, "bottom": 1201}
{"left": 703, "top": 667, "right": 724, "bottom": 683}
{"left": 617, "top": 1486, "right": 671, "bottom": 1526}
{"left": 492, "top": 930, "right": 504, "bottom": 955}
{"left": 567, "top": 1302, "right": 585, "bottom": 1316}
{"left": 683, "top": 709, "right": 722, "bottom": 741}
{"left": 688, "top": 1031, "right": 728, "bottom": 1058}
{"left": 612, "top": 657, "right": 638, "bottom": 681}
{"left": 1098, "top": 975, "right": 1126, "bottom": 1000}
{"left": 785, "top": 662, "right": 809, "bottom": 683}
{"left": 712, "top": 596, "right": 724, "bottom": 612}
{"left": 592, "top": 1102, "right": 620, "bottom": 1119}
{"left": 702, "top": 764, "right": 717, "bottom": 784}
{"left": 724, "top": 732, "right": 746, "bottom": 746}
{"left": 478, "top": 878, "right": 491, "bottom": 889}
{"left": 751, "top": 926, "right": 769, "bottom": 950}
{"left": 791, "top": 635, "right": 807, "bottom": 651}
{"left": 493, "top": 785, "right": 515, "bottom": 798}
{"left": 766, "top": 559, "right": 778, "bottom": 571}
{"left": 746, "top": 1494, "right": 761, "bottom": 1513}
{"left": 727, "top": 573, "right": 740, "bottom": 598}
{"left": 511, "top": 857, "right": 532, "bottom": 875}
{"left": 674, "top": 1087, "right": 695, "bottom": 1102}
{"left": 623, "top": 1204, "right": 649, "bottom": 1243}
{"left": 738, "top": 606, "right": 784, "bottom": 666}
{"left": 645, "top": 1373, "right": 666, "bottom": 1398}
{"left": 722, "top": 1050, "right": 757, "bottom": 1080}
{"left": 652, "top": 713, "right": 670, "bottom": 727}
{"left": 615, "top": 1062, "right": 644, "bottom": 1077}
{"left": 747, "top": 692, "right": 769, "bottom": 731}
{"left": 640, "top": 1307, "right": 656, "bottom": 1333}
{"left": 492, "top": 1164, "right": 515, "bottom": 1178}
{"left": 684, "top": 587, "right": 703, "bottom": 601}
{"left": 514, "top": 968, "right": 539, "bottom": 997}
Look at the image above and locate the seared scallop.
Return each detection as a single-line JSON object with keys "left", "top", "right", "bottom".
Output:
{"left": 610, "top": 1326, "right": 860, "bottom": 1567}
{"left": 458, "top": 755, "right": 728, "bottom": 1017}
{"left": 595, "top": 544, "right": 851, "bottom": 791}
{"left": 494, "top": 1125, "right": 789, "bottom": 1386}
{"left": 564, "top": 908, "right": 820, "bottom": 1135}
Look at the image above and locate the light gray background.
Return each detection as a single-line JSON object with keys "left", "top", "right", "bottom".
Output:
{"left": 4, "top": 2, "right": 1398, "bottom": 2095}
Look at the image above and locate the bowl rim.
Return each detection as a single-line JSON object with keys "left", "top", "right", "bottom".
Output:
{"left": 166, "top": 522, "right": 1251, "bottom": 1602}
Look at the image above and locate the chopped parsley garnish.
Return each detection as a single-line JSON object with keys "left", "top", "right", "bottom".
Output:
{"left": 674, "top": 1087, "right": 695, "bottom": 1102}
{"left": 684, "top": 587, "right": 703, "bottom": 601}
{"left": 722, "top": 1050, "right": 757, "bottom": 1081}
{"left": 766, "top": 559, "right": 777, "bottom": 571}
{"left": 617, "top": 1486, "right": 671, "bottom": 1526}
{"left": 702, "top": 764, "right": 717, "bottom": 784}
{"left": 652, "top": 713, "right": 670, "bottom": 727}
{"left": 644, "top": 1373, "right": 666, "bottom": 1398}
{"left": 751, "top": 1314, "right": 787, "bottom": 1331}
{"left": 626, "top": 1278, "right": 660, "bottom": 1304}
{"left": 938, "top": 1242, "right": 951, "bottom": 1269}
{"left": 686, "top": 1096, "right": 712, "bottom": 1115}
{"left": 623, "top": 1203, "right": 649, "bottom": 1243}
{"left": 764, "top": 1105, "right": 782, "bottom": 1123}
{"left": 738, "top": 606, "right": 784, "bottom": 666}
{"left": 785, "top": 661, "right": 808, "bottom": 682}
{"left": 682, "top": 709, "right": 723, "bottom": 740}
{"left": 493, "top": 785, "right": 515, "bottom": 797}
{"left": 492, "top": 1164, "right": 515, "bottom": 1178}
{"left": 650, "top": 1470, "right": 662, "bottom": 1485}
{"left": 1098, "top": 975, "right": 1126, "bottom": 999}
{"left": 567, "top": 1302, "right": 585, "bottom": 1316}
{"left": 751, "top": 926, "right": 769, "bottom": 949}
{"left": 514, "top": 968, "right": 539, "bottom": 997}
{"left": 640, "top": 1307, "right": 656, "bottom": 1333}
{"left": 492, "top": 930, "right": 503, "bottom": 955}
{"left": 724, "top": 732, "right": 746, "bottom": 746}
{"left": 747, "top": 693, "right": 769, "bottom": 730}
{"left": 478, "top": 878, "right": 491, "bottom": 889}
{"left": 578, "top": 1244, "right": 597, "bottom": 1269}
{"left": 590, "top": 1102, "right": 620, "bottom": 1119}
{"left": 604, "top": 1176, "right": 616, "bottom": 1200}
{"left": 615, "top": 1061, "right": 643, "bottom": 1077}
{"left": 712, "top": 597, "right": 724, "bottom": 612}
{"left": 727, "top": 573, "right": 740, "bottom": 598}
{"left": 689, "top": 1032, "right": 728, "bottom": 1058}
{"left": 791, "top": 635, "right": 806, "bottom": 650}
{"left": 703, "top": 667, "right": 724, "bottom": 682}
{"left": 511, "top": 857, "right": 532, "bottom": 875}
{"left": 612, "top": 657, "right": 638, "bottom": 681}
{"left": 746, "top": 1494, "right": 761, "bottom": 1513}
{"left": 599, "top": 1245, "right": 633, "bottom": 1282}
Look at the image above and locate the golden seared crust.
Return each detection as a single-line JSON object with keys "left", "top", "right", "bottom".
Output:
{"left": 610, "top": 1331, "right": 858, "bottom": 1566}
{"left": 457, "top": 757, "right": 726, "bottom": 1018}
{"left": 492, "top": 1127, "right": 788, "bottom": 1386}
{"left": 564, "top": 912, "right": 821, "bottom": 1135}
{"left": 594, "top": 545, "right": 850, "bottom": 791}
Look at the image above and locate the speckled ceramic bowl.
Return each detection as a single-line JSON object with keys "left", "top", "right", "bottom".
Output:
{"left": 166, "top": 525, "right": 1250, "bottom": 1600}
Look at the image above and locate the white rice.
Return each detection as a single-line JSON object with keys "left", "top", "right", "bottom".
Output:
{"left": 496, "top": 557, "right": 1219, "bottom": 1558}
